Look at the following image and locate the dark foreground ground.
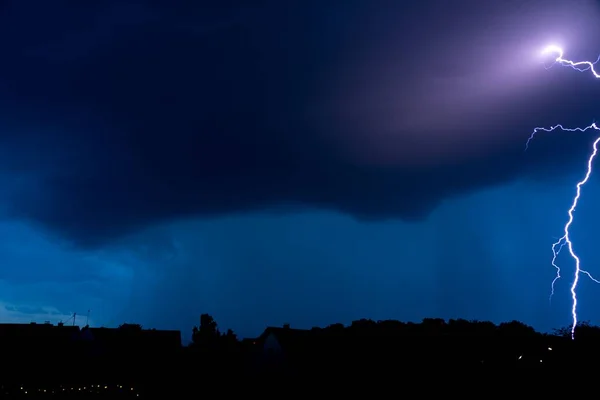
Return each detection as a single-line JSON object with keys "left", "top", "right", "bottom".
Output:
{"left": 0, "top": 343, "right": 590, "bottom": 398}
{"left": 0, "top": 372, "right": 582, "bottom": 398}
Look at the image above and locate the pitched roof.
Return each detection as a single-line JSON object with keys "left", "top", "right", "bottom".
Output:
{"left": 258, "top": 327, "right": 315, "bottom": 352}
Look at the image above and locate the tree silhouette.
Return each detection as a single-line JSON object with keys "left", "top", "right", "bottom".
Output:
{"left": 554, "top": 321, "right": 600, "bottom": 340}
{"left": 497, "top": 320, "right": 536, "bottom": 337}
{"left": 326, "top": 323, "right": 345, "bottom": 332}
{"left": 191, "top": 313, "right": 221, "bottom": 350}
{"left": 220, "top": 328, "right": 240, "bottom": 354}
{"left": 222, "top": 328, "right": 237, "bottom": 342}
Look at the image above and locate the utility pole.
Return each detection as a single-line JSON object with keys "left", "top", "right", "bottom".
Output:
{"left": 73, "top": 312, "right": 76, "bottom": 326}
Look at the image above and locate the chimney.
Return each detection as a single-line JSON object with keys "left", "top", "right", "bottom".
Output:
{"left": 283, "top": 323, "right": 290, "bottom": 329}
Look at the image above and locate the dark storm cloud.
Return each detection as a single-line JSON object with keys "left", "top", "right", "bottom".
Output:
{"left": 1, "top": 0, "right": 600, "bottom": 246}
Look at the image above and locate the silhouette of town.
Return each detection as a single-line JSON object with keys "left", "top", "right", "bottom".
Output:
{"left": 0, "top": 314, "right": 598, "bottom": 396}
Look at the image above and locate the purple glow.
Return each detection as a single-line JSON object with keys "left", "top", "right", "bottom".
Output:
{"left": 542, "top": 45, "right": 600, "bottom": 77}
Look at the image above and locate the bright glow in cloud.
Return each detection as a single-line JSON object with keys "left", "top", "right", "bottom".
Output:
{"left": 542, "top": 45, "right": 600, "bottom": 78}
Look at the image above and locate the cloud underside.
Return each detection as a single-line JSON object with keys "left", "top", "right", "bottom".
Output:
{"left": 1, "top": 0, "right": 600, "bottom": 246}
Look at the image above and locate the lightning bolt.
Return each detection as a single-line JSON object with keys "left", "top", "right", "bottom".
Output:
{"left": 542, "top": 45, "right": 600, "bottom": 77}
{"left": 526, "top": 46, "right": 600, "bottom": 340}
{"left": 528, "top": 123, "right": 600, "bottom": 340}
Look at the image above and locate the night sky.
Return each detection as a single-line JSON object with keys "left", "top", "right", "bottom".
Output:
{"left": 2, "top": 0, "right": 600, "bottom": 340}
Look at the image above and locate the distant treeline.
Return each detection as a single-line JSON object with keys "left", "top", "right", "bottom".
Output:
{"left": 3, "top": 315, "right": 600, "bottom": 396}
